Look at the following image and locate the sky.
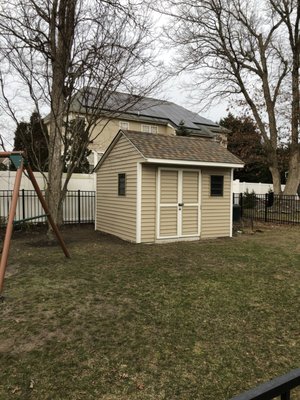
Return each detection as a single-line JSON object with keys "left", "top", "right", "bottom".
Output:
{"left": 161, "top": 75, "right": 228, "bottom": 124}
{"left": 0, "top": 7, "right": 230, "bottom": 149}
{"left": 0, "top": 72, "right": 229, "bottom": 150}
{"left": 148, "top": 10, "right": 229, "bottom": 125}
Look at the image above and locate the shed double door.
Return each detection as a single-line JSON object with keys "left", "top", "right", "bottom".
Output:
{"left": 157, "top": 168, "right": 201, "bottom": 239}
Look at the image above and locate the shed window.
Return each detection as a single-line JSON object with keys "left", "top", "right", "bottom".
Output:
{"left": 210, "top": 175, "right": 224, "bottom": 196}
{"left": 118, "top": 173, "right": 126, "bottom": 196}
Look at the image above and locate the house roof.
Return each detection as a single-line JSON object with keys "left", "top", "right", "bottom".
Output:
{"left": 68, "top": 88, "right": 226, "bottom": 137}
{"left": 95, "top": 130, "right": 244, "bottom": 170}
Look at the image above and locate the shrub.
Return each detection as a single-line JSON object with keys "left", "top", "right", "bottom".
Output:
{"left": 243, "top": 189, "right": 256, "bottom": 209}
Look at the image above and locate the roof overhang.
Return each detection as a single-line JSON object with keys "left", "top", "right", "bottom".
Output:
{"left": 144, "top": 158, "right": 244, "bottom": 169}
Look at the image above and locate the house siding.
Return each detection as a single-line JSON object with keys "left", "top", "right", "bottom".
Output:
{"left": 96, "top": 136, "right": 143, "bottom": 242}
{"left": 201, "top": 168, "right": 232, "bottom": 238}
{"left": 90, "top": 118, "right": 175, "bottom": 154}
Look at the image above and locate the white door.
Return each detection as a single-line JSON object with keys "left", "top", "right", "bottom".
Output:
{"left": 157, "top": 168, "right": 201, "bottom": 239}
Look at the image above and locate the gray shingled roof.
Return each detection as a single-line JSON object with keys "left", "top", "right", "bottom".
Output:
{"left": 122, "top": 131, "right": 243, "bottom": 165}
{"left": 70, "top": 88, "right": 225, "bottom": 136}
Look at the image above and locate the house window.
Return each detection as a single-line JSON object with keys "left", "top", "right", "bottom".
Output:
{"left": 141, "top": 124, "right": 158, "bottom": 134}
{"left": 210, "top": 175, "right": 224, "bottom": 196}
{"left": 119, "top": 121, "right": 129, "bottom": 130}
{"left": 118, "top": 173, "right": 126, "bottom": 196}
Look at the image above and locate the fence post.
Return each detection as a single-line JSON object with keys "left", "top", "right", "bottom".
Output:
{"left": 239, "top": 193, "right": 243, "bottom": 218}
{"left": 78, "top": 190, "right": 81, "bottom": 224}
{"left": 22, "top": 189, "right": 25, "bottom": 221}
{"left": 265, "top": 193, "right": 268, "bottom": 222}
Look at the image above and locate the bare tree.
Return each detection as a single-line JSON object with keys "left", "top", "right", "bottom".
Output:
{"left": 0, "top": 0, "right": 163, "bottom": 225}
{"left": 164, "top": 0, "right": 300, "bottom": 194}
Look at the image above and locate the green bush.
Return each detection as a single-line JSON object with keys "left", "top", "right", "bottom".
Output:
{"left": 243, "top": 189, "right": 256, "bottom": 209}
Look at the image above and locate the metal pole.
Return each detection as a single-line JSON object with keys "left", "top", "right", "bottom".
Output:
{"left": 239, "top": 192, "right": 243, "bottom": 218}
{"left": 22, "top": 189, "right": 25, "bottom": 221}
{"left": 265, "top": 193, "right": 268, "bottom": 222}
{"left": 26, "top": 166, "right": 70, "bottom": 258}
{"left": 0, "top": 162, "right": 23, "bottom": 294}
{"left": 78, "top": 190, "right": 81, "bottom": 224}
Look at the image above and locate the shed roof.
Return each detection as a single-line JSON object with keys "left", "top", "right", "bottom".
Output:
{"left": 95, "top": 130, "right": 244, "bottom": 170}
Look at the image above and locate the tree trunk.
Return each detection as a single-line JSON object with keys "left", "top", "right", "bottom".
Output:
{"left": 284, "top": 149, "right": 300, "bottom": 195}
{"left": 47, "top": 66, "right": 65, "bottom": 227}
{"left": 47, "top": 111, "right": 64, "bottom": 226}
{"left": 269, "top": 165, "right": 282, "bottom": 194}
{"left": 266, "top": 144, "right": 282, "bottom": 194}
{"left": 46, "top": 0, "right": 76, "bottom": 228}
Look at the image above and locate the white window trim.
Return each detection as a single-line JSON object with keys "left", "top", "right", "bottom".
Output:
{"left": 119, "top": 121, "right": 129, "bottom": 130}
{"left": 141, "top": 124, "right": 158, "bottom": 134}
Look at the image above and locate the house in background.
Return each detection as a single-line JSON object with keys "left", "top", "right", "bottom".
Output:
{"left": 64, "top": 90, "right": 229, "bottom": 169}
{"left": 95, "top": 130, "right": 243, "bottom": 243}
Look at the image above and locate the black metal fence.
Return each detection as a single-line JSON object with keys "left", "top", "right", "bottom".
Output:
{"left": 229, "top": 368, "right": 300, "bottom": 399}
{"left": 0, "top": 189, "right": 95, "bottom": 225}
{"left": 233, "top": 192, "right": 300, "bottom": 225}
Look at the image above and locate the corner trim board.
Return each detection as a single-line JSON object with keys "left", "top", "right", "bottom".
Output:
{"left": 230, "top": 168, "right": 233, "bottom": 237}
{"left": 136, "top": 162, "right": 142, "bottom": 243}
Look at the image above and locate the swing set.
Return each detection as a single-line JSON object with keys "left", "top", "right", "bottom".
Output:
{"left": 0, "top": 151, "right": 70, "bottom": 297}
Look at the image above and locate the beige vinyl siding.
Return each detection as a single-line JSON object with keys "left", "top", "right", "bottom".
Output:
{"left": 182, "top": 171, "right": 199, "bottom": 203}
{"left": 182, "top": 171, "right": 200, "bottom": 236}
{"left": 160, "top": 170, "right": 178, "bottom": 203}
{"left": 96, "top": 136, "right": 143, "bottom": 242}
{"left": 141, "top": 164, "right": 156, "bottom": 243}
{"left": 90, "top": 118, "right": 175, "bottom": 154}
{"left": 160, "top": 208, "right": 178, "bottom": 237}
{"left": 182, "top": 206, "right": 199, "bottom": 236}
{"left": 159, "top": 169, "right": 179, "bottom": 238}
{"left": 201, "top": 168, "right": 232, "bottom": 238}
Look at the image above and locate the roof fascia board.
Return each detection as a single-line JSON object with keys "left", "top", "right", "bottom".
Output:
{"left": 99, "top": 108, "right": 179, "bottom": 128}
{"left": 144, "top": 158, "right": 244, "bottom": 169}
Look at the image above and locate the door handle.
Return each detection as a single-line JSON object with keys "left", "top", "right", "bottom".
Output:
{"left": 178, "top": 203, "right": 184, "bottom": 207}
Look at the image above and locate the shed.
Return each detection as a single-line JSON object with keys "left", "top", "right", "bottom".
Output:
{"left": 95, "top": 130, "right": 243, "bottom": 243}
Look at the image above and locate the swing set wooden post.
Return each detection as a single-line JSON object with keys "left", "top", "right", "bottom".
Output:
{"left": 0, "top": 160, "right": 23, "bottom": 294}
{"left": 26, "top": 166, "right": 70, "bottom": 258}
{"left": 0, "top": 152, "right": 70, "bottom": 296}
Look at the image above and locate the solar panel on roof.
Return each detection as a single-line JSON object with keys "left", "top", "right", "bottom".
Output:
{"left": 72, "top": 88, "right": 221, "bottom": 134}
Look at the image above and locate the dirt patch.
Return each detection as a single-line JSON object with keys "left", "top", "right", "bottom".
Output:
{"left": 0, "top": 330, "right": 68, "bottom": 354}
{"left": 11, "top": 224, "right": 126, "bottom": 249}
{"left": 5, "top": 263, "right": 21, "bottom": 278}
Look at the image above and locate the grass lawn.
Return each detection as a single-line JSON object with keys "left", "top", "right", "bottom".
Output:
{"left": 1, "top": 224, "right": 300, "bottom": 399}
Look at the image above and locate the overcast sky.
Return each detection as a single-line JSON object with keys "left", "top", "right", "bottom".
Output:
{"left": 161, "top": 75, "right": 228, "bottom": 124}
{"left": 0, "top": 7, "right": 230, "bottom": 149}
{"left": 152, "top": 11, "right": 229, "bottom": 124}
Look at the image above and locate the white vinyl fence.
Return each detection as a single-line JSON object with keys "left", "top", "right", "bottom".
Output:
{"left": 0, "top": 171, "right": 95, "bottom": 191}
{"left": 233, "top": 179, "right": 285, "bottom": 194}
